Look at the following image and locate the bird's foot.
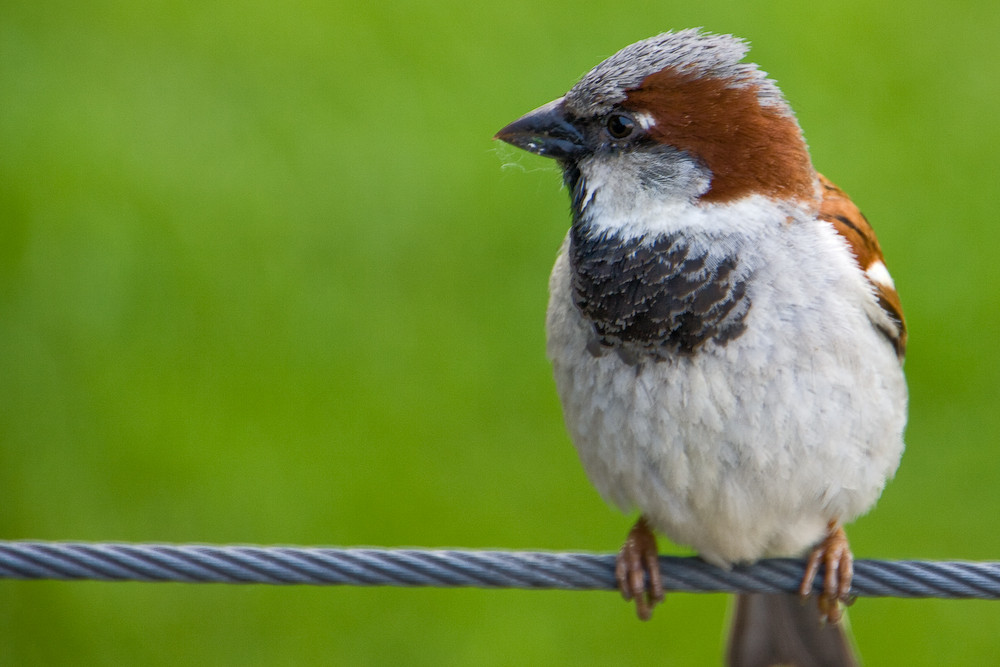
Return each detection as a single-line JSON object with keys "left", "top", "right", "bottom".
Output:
{"left": 799, "top": 521, "right": 854, "bottom": 623}
{"left": 615, "top": 516, "right": 664, "bottom": 621}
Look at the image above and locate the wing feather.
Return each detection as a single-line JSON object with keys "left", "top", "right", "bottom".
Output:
{"left": 818, "top": 174, "right": 907, "bottom": 359}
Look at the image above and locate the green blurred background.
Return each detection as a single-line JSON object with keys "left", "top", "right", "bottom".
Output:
{"left": 2, "top": 0, "right": 999, "bottom": 663}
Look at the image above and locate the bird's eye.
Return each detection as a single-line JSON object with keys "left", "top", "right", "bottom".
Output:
{"left": 606, "top": 113, "right": 636, "bottom": 139}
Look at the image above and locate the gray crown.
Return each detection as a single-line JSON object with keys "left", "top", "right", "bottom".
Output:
{"left": 563, "top": 29, "right": 788, "bottom": 116}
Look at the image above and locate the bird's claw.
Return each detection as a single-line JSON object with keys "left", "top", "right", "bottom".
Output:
{"left": 799, "top": 521, "right": 854, "bottom": 623}
{"left": 615, "top": 517, "right": 664, "bottom": 621}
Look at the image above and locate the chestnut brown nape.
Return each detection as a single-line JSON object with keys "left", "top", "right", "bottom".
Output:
{"left": 624, "top": 68, "right": 816, "bottom": 204}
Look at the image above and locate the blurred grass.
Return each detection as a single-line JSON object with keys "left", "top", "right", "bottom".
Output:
{"left": 2, "top": 0, "right": 999, "bottom": 664}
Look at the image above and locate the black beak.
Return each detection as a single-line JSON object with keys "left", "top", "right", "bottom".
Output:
{"left": 494, "top": 97, "right": 584, "bottom": 160}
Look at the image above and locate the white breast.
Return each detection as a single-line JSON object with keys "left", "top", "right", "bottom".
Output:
{"left": 545, "top": 197, "right": 907, "bottom": 565}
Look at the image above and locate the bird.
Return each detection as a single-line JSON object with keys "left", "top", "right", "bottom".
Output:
{"left": 495, "top": 29, "right": 907, "bottom": 666}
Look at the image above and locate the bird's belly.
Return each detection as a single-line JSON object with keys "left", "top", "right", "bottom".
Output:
{"left": 546, "top": 257, "right": 907, "bottom": 565}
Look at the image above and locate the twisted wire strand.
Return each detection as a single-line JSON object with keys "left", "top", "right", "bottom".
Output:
{"left": 1, "top": 542, "right": 998, "bottom": 599}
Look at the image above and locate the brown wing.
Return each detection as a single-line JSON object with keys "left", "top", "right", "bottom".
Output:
{"left": 818, "top": 174, "right": 907, "bottom": 359}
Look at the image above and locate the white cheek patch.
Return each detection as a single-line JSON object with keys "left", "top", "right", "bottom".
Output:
{"left": 865, "top": 259, "right": 895, "bottom": 289}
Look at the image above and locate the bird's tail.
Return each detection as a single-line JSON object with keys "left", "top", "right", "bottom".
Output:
{"left": 726, "top": 593, "right": 859, "bottom": 667}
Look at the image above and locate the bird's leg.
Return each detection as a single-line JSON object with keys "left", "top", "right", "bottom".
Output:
{"left": 615, "top": 516, "right": 664, "bottom": 621}
{"left": 799, "top": 520, "right": 854, "bottom": 623}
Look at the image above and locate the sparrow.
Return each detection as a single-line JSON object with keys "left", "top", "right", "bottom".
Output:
{"left": 495, "top": 30, "right": 906, "bottom": 666}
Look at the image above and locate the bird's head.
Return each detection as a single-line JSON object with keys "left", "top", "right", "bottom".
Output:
{"left": 495, "top": 30, "right": 818, "bottom": 221}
